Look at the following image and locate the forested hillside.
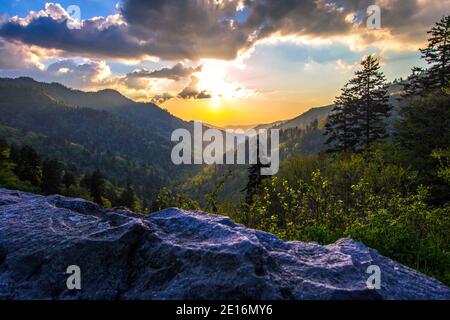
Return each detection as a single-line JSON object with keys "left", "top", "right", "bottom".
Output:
{"left": 0, "top": 78, "right": 197, "bottom": 209}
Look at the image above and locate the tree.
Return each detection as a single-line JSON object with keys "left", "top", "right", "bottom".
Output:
{"left": 325, "top": 55, "right": 390, "bottom": 151}
{"left": 90, "top": 169, "right": 106, "bottom": 205}
{"left": 420, "top": 15, "right": 450, "bottom": 91}
{"left": 14, "top": 145, "right": 42, "bottom": 186}
{"left": 0, "top": 139, "right": 28, "bottom": 190}
{"left": 41, "top": 159, "right": 63, "bottom": 195}
{"left": 395, "top": 93, "right": 450, "bottom": 204}
{"left": 62, "top": 171, "right": 76, "bottom": 189}
{"left": 325, "top": 84, "right": 360, "bottom": 152}
{"left": 118, "top": 183, "right": 138, "bottom": 211}
{"left": 242, "top": 135, "right": 268, "bottom": 204}
{"left": 350, "top": 55, "right": 391, "bottom": 149}
{"left": 396, "top": 16, "right": 450, "bottom": 204}
{"left": 404, "top": 15, "right": 450, "bottom": 96}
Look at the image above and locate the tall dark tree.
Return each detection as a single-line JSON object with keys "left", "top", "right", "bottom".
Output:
{"left": 41, "top": 159, "right": 63, "bottom": 195}
{"left": 62, "top": 170, "right": 76, "bottom": 189}
{"left": 403, "top": 67, "right": 430, "bottom": 97}
{"left": 324, "top": 84, "right": 360, "bottom": 152}
{"left": 325, "top": 56, "right": 390, "bottom": 151}
{"left": 420, "top": 15, "right": 450, "bottom": 91}
{"left": 90, "top": 169, "right": 106, "bottom": 205}
{"left": 0, "top": 139, "right": 24, "bottom": 189}
{"left": 119, "top": 183, "right": 138, "bottom": 211}
{"left": 404, "top": 15, "right": 450, "bottom": 96}
{"left": 350, "top": 55, "right": 391, "bottom": 149}
{"left": 14, "top": 145, "right": 42, "bottom": 186}
{"left": 396, "top": 16, "right": 450, "bottom": 204}
{"left": 242, "top": 135, "right": 268, "bottom": 205}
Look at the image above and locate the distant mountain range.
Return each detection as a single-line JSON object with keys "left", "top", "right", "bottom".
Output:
{"left": 0, "top": 77, "right": 406, "bottom": 189}
{"left": 254, "top": 105, "right": 333, "bottom": 132}
{"left": 0, "top": 77, "right": 198, "bottom": 197}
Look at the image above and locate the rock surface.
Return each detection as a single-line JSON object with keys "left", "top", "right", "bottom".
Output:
{"left": 0, "top": 188, "right": 448, "bottom": 300}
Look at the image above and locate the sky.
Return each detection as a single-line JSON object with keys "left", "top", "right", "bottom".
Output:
{"left": 0, "top": 0, "right": 448, "bottom": 126}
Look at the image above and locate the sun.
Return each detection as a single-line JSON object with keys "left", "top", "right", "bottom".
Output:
{"left": 194, "top": 61, "right": 257, "bottom": 112}
{"left": 196, "top": 67, "right": 233, "bottom": 99}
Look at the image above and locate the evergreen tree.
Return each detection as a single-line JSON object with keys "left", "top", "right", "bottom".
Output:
{"left": 396, "top": 93, "right": 450, "bottom": 204}
{"left": 324, "top": 84, "right": 360, "bottom": 152}
{"left": 396, "top": 16, "right": 450, "bottom": 204}
{"left": 350, "top": 55, "right": 390, "bottom": 149}
{"left": 0, "top": 139, "right": 27, "bottom": 190}
{"left": 41, "top": 159, "right": 63, "bottom": 195}
{"left": 119, "top": 183, "right": 138, "bottom": 211}
{"left": 420, "top": 15, "right": 450, "bottom": 91}
{"left": 14, "top": 145, "right": 42, "bottom": 186}
{"left": 62, "top": 170, "right": 76, "bottom": 189}
{"left": 325, "top": 56, "right": 390, "bottom": 151}
{"left": 403, "top": 67, "right": 430, "bottom": 97}
{"left": 242, "top": 135, "right": 268, "bottom": 204}
{"left": 90, "top": 170, "right": 106, "bottom": 205}
{"left": 404, "top": 15, "right": 450, "bottom": 96}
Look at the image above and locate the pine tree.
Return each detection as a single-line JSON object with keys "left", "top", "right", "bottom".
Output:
{"left": 90, "top": 170, "right": 106, "bottom": 205}
{"left": 62, "top": 171, "right": 76, "bottom": 189}
{"left": 14, "top": 145, "right": 42, "bottom": 186}
{"left": 242, "top": 135, "right": 268, "bottom": 205}
{"left": 351, "top": 55, "right": 390, "bottom": 149}
{"left": 119, "top": 183, "right": 138, "bottom": 211}
{"left": 41, "top": 159, "right": 63, "bottom": 195}
{"left": 324, "top": 84, "right": 360, "bottom": 152}
{"left": 404, "top": 15, "right": 450, "bottom": 96}
{"left": 403, "top": 67, "right": 429, "bottom": 97}
{"left": 325, "top": 55, "right": 390, "bottom": 151}
{"left": 0, "top": 139, "right": 26, "bottom": 190}
{"left": 420, "top": 15, "right": 450, "bottom": 91}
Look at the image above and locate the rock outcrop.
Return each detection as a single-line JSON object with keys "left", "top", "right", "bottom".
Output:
{"left": 0, "top": 188, "right": 448, "bottom": 300}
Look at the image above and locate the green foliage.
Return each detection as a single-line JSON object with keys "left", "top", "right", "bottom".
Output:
{"left": 0, "top": 139, "right": 34, "bottom": 191}
{"left": 152, "top": 187, "right": 200, "bottom": 212}
{"left": 0, "top": 140, "right": 132, "bottom": 209}
{"left": 395, "top": 93, "right": 450, "bottom": 204}
{"left": 347, "top": 187, "right": 450, "bottom": 284}
{"left": 228, "top": 150, "right": 449, "bottom": 285}
{"left": 118, "top": 184, "right": 139, "bottom": 212}
{"left": 432, "top": 149, "right": 450, "bottom": 183}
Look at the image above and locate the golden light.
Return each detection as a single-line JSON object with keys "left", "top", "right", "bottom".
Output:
{"left": 196, "top": 65, "right": 233, "bottom": 99}
{"left": 209, "top": 95, "right": 222, "bottom": 111}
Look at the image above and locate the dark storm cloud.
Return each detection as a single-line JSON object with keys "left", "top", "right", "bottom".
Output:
{"left": 128, "top": 63, "right": 202, "bottom": 81}
{"left": 0, "top": 16, "right": 148, "bottom": 59}
{"left": 0, "top": 1, "right": 444, "bottom": 61}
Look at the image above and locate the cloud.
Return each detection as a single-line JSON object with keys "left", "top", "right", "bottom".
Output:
{"left": 0, "top": 40, "right": 45, "bottom": 70}
{"left": 178, "top": 76, "right": 212, "bottom": 99}
{"left": 2, "top": 0, "right": 444, "bottom": 62}
{"left": 151, "top": 93, "right": 174, "bottom": 104}
{"left": 45, "top": 59, "right": 111, "bottom": 87}
{"left": 0, "top": 3, "right": 141, "bottom": 60}
{"left": 127, "top": 63, "right": 202, "bottom": 81}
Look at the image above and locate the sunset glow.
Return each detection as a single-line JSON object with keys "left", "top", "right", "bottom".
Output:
{"left": 0, "top": 0, "right": 448, "bottom": 126}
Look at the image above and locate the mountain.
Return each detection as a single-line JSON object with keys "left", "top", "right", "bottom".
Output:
{"left": 0, "top": 77, "right": 133, "bottom": 109}
{"left": 254, "top": 82, "right": 407, "bottom": 133}
{"left": 0, "top": 77, "right": 197, "bottom": 201}
{"left": 0, "top": 77, "right": 189, "bottom": 135}
{"left": 253, "top": 105, "right": 332, "bottom": 132}
{"left": 1, "top": 187, "right": 448, "bottom": 299}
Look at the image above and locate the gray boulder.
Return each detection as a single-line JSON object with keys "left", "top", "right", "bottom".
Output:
{"left": 0, "top": 188, "right": 448, "bottom": 300}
